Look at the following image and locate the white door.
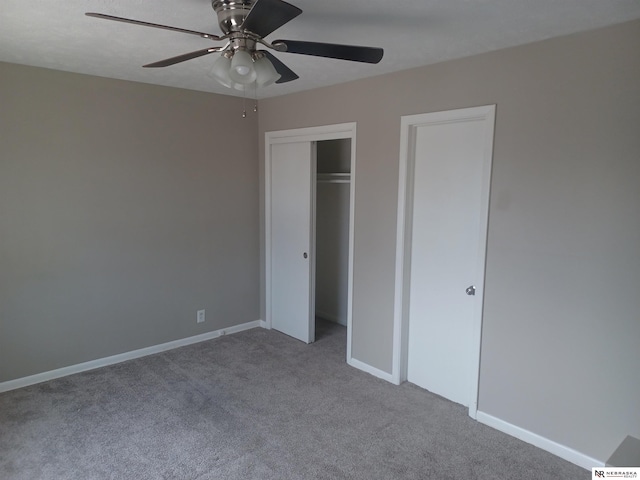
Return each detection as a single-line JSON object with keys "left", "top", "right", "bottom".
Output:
{"left": 405, "top": 106, "right": 494, "bottom": 408}
{"left": 269, "top": 141, "right": 315, "bottom": 343}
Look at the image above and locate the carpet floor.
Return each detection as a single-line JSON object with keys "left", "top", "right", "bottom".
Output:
{"left": 0, "top": 320, "right": 589, "bottom": 479}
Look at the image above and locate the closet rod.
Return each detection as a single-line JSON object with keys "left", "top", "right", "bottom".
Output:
{"left": 317, "top": 173, "right": 350, "bottom": 184}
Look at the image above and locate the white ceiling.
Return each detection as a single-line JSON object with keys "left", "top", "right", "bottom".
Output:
{"left": 1, "top": 0, "right": 639, "bottom": 99}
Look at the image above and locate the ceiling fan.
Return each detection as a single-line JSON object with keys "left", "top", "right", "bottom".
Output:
{"left": 86, "top": 0, "right": 384, "bottom": 91}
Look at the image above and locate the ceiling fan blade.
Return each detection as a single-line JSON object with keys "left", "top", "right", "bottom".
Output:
{"left": 143, "top": 47, "right": 223, "bottom": 68}
{"left": 242, "top": 0, "right": 302, "bottom": 38}
{"left": 262, "top": 51, "right": 299, "bottom": 83}
{"left": 85, "top": 13, "right": 222, "bottom": 41}
{"left": 273, "top": 40, "right": 384, "bottom": 64}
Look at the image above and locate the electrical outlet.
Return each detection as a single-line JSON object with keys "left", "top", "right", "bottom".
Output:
{"left": 197, "top": 309, "right": 205, "bottom": 324}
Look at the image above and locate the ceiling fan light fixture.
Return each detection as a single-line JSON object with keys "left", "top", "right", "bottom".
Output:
{"left": 229, "top": 81, "right": 248, "bottom": 91}
{"left": 209, "top": 53, "right": 234, "bottom": 88}
{"left": 229, "top": 49, "right": 257, "bottom": 85}
{"left": 253, "top": 54, "right": 281, "bottom": 88}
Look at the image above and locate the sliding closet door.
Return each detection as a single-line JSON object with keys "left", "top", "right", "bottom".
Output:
{"left": 269, "top": 141, "right": 315, "bottom": 344}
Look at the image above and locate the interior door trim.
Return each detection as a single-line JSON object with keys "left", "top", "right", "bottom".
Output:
{"left": 265, "top": 123, "right": 356, "bottom": 358}
{"left": 392, "top": 106, "right": 496, "bottom": 418}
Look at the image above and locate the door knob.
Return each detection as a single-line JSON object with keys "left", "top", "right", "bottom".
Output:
{"left": 465, "top": 285, "right": 476, "bottom": 296}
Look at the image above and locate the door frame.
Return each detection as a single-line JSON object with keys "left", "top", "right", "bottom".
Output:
{"left": 392, "top": 105, "right": 496, "bottom": 418}
{"left": 265, "top": 123, "right": 356, "bottom": 356}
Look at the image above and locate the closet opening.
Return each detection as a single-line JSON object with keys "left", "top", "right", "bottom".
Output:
{"left": 265, "top": 122, "right": 356, "bottom": 360}
{"left": 315, "top": 139, "right": 351, "bottom": 340}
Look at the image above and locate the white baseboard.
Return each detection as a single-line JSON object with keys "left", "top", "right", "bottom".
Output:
{"left": 347, "top": 356, "right": 395, "bottom": 383}
{"left": 476, "top": 411, "right": 603, "bottom": 471}
{"left": 0, "top": 320, "right": 264, "bottom": 393}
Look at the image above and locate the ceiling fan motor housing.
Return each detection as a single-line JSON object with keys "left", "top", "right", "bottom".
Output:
{"left": 212, "top": 0, "right": 253, "bottom": 35}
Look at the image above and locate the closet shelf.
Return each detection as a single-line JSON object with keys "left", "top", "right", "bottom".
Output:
{"left": 317, "top": 173, "right": 351, "bottom": 184}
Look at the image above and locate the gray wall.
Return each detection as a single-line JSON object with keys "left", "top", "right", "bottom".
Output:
{"left": 258, "top": 20, "right": 640, "bottom": 462}
{"left": 0, "top": 62, "right": 260, "bottom": 382}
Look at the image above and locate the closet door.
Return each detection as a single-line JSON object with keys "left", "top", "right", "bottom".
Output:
{"left": 269, "top": 141, "right": 315, "bottom": 343}
{"left": 404, "top": 106, "right": 494, "bottom": 408}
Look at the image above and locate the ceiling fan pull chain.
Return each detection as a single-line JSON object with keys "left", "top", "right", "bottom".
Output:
{"left": 242, "top": 89, "right": 247, "bottom": 118}
{"left": 253, "top": 84, "right": 258, "bottom": 113}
